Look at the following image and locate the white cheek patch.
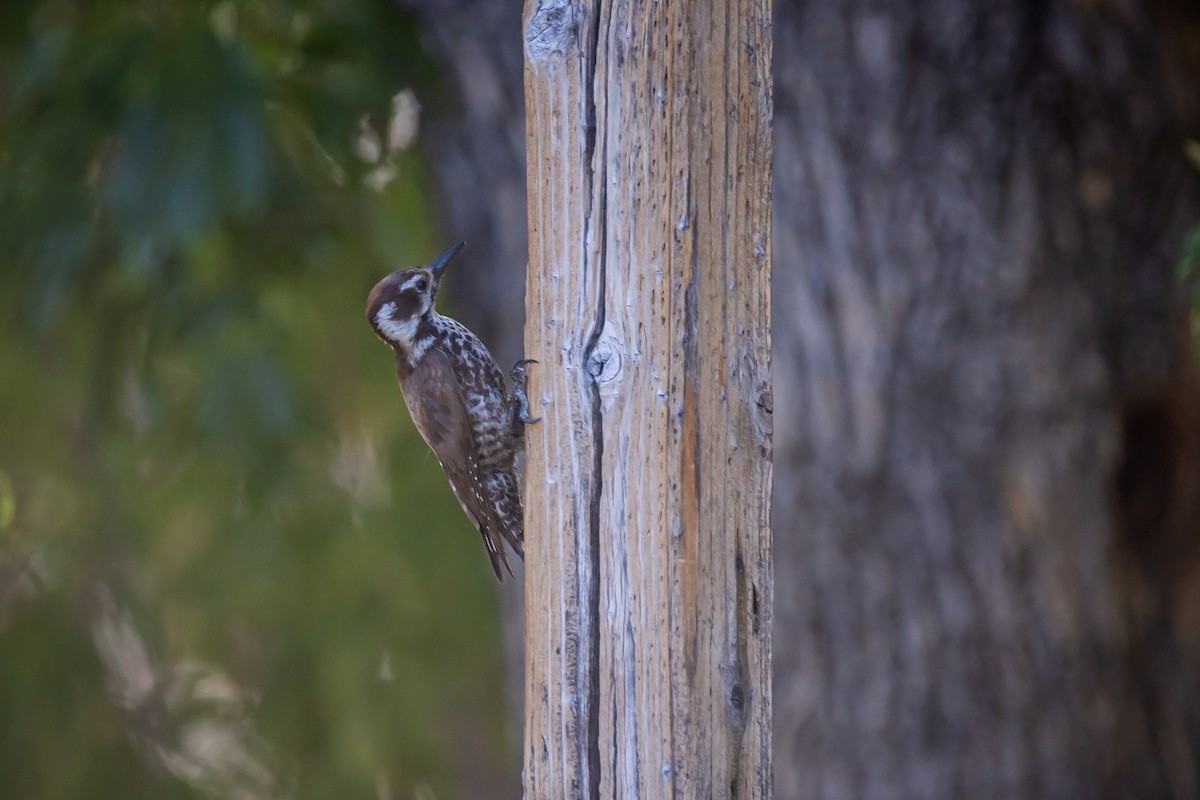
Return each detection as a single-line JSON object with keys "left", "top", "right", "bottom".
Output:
{"left": 375, "top": 301, "right": 420, "bottom": 347}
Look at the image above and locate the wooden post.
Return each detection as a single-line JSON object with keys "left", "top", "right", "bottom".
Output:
{"left": 521, "top": 0, "right": 772, "bottom": 796}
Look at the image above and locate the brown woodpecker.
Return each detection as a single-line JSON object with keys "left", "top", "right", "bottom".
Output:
{"left": 366, "top": 242, "right": 539, "bottom": 581}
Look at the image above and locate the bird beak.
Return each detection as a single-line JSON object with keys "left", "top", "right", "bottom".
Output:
{"left": 425, "top": 241, "right": 465, "bottom": 297}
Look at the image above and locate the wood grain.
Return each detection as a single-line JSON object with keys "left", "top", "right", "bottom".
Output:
{"left": 521, "top": 0, "right": 772, "bottom": 796}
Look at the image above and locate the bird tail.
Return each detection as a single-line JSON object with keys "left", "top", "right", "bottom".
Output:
{"left": 479, "top": 523, "right": 515, "bottom": 581}
{"left": 476, "top": 471, "right": 525, "bottom": 582}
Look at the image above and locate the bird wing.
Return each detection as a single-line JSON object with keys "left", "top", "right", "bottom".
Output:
{"left": 400, "top": 348, "right": 514, "bottom": 580}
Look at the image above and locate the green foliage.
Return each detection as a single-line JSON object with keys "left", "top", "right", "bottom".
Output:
{"left": 0, "top": 1, "right": 511, "bottom": 797}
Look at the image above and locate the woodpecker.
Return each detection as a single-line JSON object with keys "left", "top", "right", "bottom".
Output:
{"left": 366, "top": 243, "right": 539, "bottom": 581}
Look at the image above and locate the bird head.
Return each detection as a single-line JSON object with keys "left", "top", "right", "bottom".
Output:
{"left": 366, "top": 242, "right": 464, "bottom": 350}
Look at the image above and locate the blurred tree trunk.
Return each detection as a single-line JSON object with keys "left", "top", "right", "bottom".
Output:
{"left": 408, "top": 0, "right": 1200, "bottom": 797}
{"left": 772, "top": 2, "right": 1200, "bottom": 798}
{"left": 401, "top": 2, "right": 530, "bottom": 795}
{"left": 402, "top": 0, "right": 530, "bottom": 370}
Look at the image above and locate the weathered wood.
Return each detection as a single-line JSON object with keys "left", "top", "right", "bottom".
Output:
{"left": 521, "top": 0, "right": 772, "bottom": 796}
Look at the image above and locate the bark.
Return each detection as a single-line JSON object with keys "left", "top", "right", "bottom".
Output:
{"left": 520, "top": 0, "right": 772, "bottom": 797}
{"left": 772, "top": 2, "right": 1200, "bottom": 798}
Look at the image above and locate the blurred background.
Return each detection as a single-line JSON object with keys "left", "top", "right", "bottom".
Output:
{"left": 0, "top": 1, "right": 518, "bottom": 798}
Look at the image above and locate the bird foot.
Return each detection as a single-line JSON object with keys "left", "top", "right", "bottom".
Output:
{"left": 510, "top": 359, "right": 541, "bottom": 425}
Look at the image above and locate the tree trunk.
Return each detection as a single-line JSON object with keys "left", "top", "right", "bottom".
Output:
{"left": 520, "top": 0, "right": 773, "bottom": 797}
{"left": 772, "top": 2, "right": 1200, "bottom": 797}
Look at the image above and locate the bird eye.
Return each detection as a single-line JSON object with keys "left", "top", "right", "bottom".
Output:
{"left": 415, "top": 278, "right": 429, "bottom": 292}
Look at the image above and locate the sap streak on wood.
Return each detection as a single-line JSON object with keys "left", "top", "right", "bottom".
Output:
{"left": 522, "top": 0, "right": 773, "bottom": 797}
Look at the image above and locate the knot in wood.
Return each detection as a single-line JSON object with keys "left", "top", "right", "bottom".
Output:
{"left": 755, "top": 384, "right": 773, "bottom": 415}
{"left": 753, "top": 380, "right": 773, "bottom": 459}
{"left": 525, "top": 0, "right": 579, "bottom": 61}
{"left": 587, "top": 323, "right": 625, "bottom": 410}
{"left": 587, "top": 338, "right": 622, "bottom": 385}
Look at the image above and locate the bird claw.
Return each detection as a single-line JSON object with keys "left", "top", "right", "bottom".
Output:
{"left": 509, "top": 359, "right": 541, "bottom": 428}
{"left": 511, "top": 358, "right": 538, "bottom": 376}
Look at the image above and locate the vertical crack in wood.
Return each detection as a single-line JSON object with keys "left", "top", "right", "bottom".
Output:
{"left": 682, "top": 244, "right": 702, "bottom": 682}
{"left": 729, "top": 544, "right": 750, "bottom": 798}
{"left": 579, "top": 1, "right": 605, "bottom": 794}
